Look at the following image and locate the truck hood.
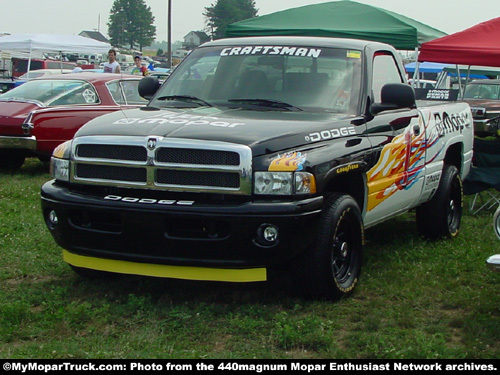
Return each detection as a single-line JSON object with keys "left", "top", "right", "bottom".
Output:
{"left": 463, "top": 98, "right": 500, "bottom": 110}
{"left": 75, "top": 106, "right": 357, "bottom": 155}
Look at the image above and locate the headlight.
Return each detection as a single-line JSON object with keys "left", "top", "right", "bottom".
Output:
{"left": 255, "top": 172, "right": 292, "bottom": 195}
{"left": 50, "top": 158, "right": 70, "bottom": 182}
{"left": 50, "top": 141, "right": 72, "bottom": 182}
{"left": 254, "top": 171, "right": 316, "bottom": 195}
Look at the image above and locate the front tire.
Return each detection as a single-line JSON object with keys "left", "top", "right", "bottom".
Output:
{"left": 292, "top": 193, "right": 363, "bottom": 301}
{"left": 416, "top": 164, "right": 463, "bottom": 239}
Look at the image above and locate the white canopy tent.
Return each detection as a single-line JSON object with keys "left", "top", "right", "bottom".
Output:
{"left": 0, "top": 34, "right": 111, "bottom": 77}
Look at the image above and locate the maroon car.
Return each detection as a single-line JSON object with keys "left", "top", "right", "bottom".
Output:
{"left": 0, "top": 72, "right": 147, "bottom": 169}
{"left": 462, "top": 79, "right": 500, "bottom": 137}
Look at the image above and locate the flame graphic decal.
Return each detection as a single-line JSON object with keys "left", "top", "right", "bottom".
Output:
{"left": 366, "top": 116, "right": 440, "bottom": 211}
{"left": 269, "top": 152, "right": 307, "bottom": 171}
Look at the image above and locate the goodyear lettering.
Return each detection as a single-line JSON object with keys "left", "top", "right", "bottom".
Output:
{"left": 104, "top": 195, "right": 194, "bottom": 206}
{"left": 306, "top": 126, "right": 356, "bottom": 142}
{"left": 434, "top": 110, "right": 470, "bottom": 136}
{"left": 220, "top": 46, "right": 322, "bottom": 58}
{"left": 336, "top": 164, "right": 360, "bottom": 174}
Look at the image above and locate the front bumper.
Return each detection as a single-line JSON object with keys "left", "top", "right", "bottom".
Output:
{"left": 0, "top": 135, "right": 36, "bottom": 150}
{"left": 41, "top": 181, "right": 324, "bottom": 280}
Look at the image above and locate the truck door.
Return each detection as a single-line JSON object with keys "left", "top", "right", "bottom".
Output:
{"left": 363, "top": 52, "right": 426, "bottom": 227}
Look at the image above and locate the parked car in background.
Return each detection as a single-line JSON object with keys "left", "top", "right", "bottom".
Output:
{"left": 0, "top": 72, "right": 147, "bottom": 169}
{"left": 81, "top": 69, "right": 104, "bottom": 73}
{"left": 149, "top": 68, "right": 171, "bottom": 83}
{"left": 11, "top": 58, "right": 76, "bottom": 77}
{"left": 0, "top": 77, "right": 17, "bottom": 93}
{"left": 116, "top": 54, "right": 134, "bottom": 70}
{"left": 462, "top": 79, "right": 500, "bottom": 137}
{"left": 0, "top": 67, "right": 15, "bottom": 93}
{"left": 18, "top": 69, "right": 73, "bottom": 80}
{"left": 1, "top": 69, "right": 73, "bottom": 93}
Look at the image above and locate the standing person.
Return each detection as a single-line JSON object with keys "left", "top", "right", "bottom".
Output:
{"left": 103, "top": 49, "right": 121, "bottom": 74}
{"left": 131, "top": 55, "right": 150, "bottom": 76}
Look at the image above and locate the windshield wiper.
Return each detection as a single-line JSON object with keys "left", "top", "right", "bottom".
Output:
{"left": 156, "top": 95, "right": 213, "bottom": 107}
{"left": 228, "top": 98, "right": 303, "bottom": 111}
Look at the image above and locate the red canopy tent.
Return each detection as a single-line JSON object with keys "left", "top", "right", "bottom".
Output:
{"left": 418, "top": 17, "right": 500, "bottom": 67}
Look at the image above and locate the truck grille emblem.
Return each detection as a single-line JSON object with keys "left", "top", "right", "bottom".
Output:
{"left": 147, "top": 137, "right": 157, "bottom": 150}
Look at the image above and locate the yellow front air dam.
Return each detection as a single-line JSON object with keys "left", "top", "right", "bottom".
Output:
{"left": 63, "top": 250, "right": 267, "bottom": 282}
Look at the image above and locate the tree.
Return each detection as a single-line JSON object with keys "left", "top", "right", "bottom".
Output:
{"left": 107, "top": 0, "right": 156, "bottom": 50}
{"left": 204, "top": 0, "right": 258, "bottom": 40}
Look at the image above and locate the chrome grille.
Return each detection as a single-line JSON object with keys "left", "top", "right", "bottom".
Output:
{"left": 70, "top": 136, "right": 252, "bottom": 195}
{"left": 156, "top": 169, "right": 240, "bottom": 188}
{"left": 156, "top": 148, "right": 240, "bottom": 165}
{"left": 75, "top": 164, "right": 147, "bottom": 183}
{"left": 76, "top": 144, "right": 147, "bottom": 161}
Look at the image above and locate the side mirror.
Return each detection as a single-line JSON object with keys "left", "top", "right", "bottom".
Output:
{"left": 138, "top": 76, "right": 161, "bottom": 100}
{"left": 370, "top": 83, "right": 416, "bottom": 115}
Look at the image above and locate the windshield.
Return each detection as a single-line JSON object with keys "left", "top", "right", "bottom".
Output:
{"left": 0, "top": 79, "right": 100, "bottom": 106}
{"left": 151, "top": 45, "right": 362, "bottom": 113}
{"left": 464, "top": 83, "right": 500, "bottom": 100}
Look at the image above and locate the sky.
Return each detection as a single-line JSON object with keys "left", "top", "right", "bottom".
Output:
{"left": 1, "top": 0, "right": 498, "bottom": 43}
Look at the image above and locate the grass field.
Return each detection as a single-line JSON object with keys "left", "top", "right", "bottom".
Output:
{"left": 1, "top": 159, "right": 499, "bottom": 359}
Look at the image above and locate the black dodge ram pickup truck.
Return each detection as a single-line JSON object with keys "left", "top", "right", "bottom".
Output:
{"left": 41, "top": 36, "right": 473, "bottom": 300}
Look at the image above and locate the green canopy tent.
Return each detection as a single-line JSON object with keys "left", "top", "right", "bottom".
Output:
{"left": 225, "top": 1, "right": 446, "bottom": 50}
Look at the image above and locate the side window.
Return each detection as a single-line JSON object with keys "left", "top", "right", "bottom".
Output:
{"left": 107, "top": 80, "right": 148, "bottom": 105}
{"left": 121, "top": 80, "right": 148, "bottom": 105}
{"left": 372, "top": 52, "right": 404, "bottom": 102}
{"left": 107, "top": 81, "right": 125, "bottom": 104}
{"left": 49, "top": 82, "right": 99, "bottom": 106}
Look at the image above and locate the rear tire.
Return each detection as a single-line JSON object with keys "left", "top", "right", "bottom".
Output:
{"left": 291, "top": 193, "right": 363, "bottom": 301}
{"left": 416, "top": 164, "right": 463, "bottom": 239}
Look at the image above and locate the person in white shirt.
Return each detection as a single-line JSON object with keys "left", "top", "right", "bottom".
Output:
{"left": 103, "top": 49, "right": 121, "bottom": 73}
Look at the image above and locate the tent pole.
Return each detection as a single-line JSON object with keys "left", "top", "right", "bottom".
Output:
{"left": 26, "top": 41, "right": 32, "bottom": 81}
{"left": 435, "top": 71, "right": 444, "bottom": 89}
{"left": 455, "top": 65, "right": 463, "bottom": 98}
{"left": 413, "top": 61, "right": 420, "bottom": 87}
{"left": 462, "top": 65, "right": 472, "bottom": 99}
{"left": 413, "top": 48, "right": 420, "bottom": 88}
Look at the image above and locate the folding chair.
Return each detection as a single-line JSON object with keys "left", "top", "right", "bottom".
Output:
{"left": 463, "top": 138, "right": 500, "bottom": 214}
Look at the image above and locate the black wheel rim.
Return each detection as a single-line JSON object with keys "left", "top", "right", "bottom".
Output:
{"left": 447, "top": 177, "right": 462, "bottom": 232}
{"left": 331, "top": 214, "right": 357, "bottom": 284}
